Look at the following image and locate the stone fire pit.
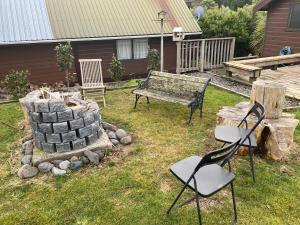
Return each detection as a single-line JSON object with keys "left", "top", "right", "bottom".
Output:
{"left": 24, "top": 90, "right": 102, "bottom": 153}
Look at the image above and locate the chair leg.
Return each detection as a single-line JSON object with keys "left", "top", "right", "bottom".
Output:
{"left": 230, "top": 182, "right": 237, "bottom": 224}
{"left": 134, "top": 95, "right": 141, "bottom": 109}
{"left": 167, "top": 184, "right": 188, "bottom": 215}
{"left": 193, "top": 178, "right": 202, "bottom": 225}
{"left": 248, "top": 146, "right": 255, "bottom": 183}
{"left": 146, "top": 97, "right": 150, "bottom": 104}
{"left": 188, "top": 106, "right": 196, "bottom": 125}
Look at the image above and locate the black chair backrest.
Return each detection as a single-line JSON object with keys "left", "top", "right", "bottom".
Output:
{"left": 194, "top": 139, "right": 241, "bottom": 172}
{"left": 239, "top": 101, "right": 265, "bottom": 145}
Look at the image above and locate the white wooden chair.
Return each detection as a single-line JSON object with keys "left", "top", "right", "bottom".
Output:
{"left": 79, "top": 59, "right": 106, "bottom": 107}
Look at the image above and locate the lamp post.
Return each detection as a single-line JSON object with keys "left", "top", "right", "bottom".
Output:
{"left": 158, "top": 10, "right": 167, "bottom": 72}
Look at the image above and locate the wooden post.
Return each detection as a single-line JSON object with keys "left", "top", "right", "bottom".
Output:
{"left": 200, "top": 40, "right": 205, "bottom": 72}
{"left": 229, "top": 38, "right": 236, "bottom": 60}
{"left": 176, "top": 41, "right": 182, "bottom": 74}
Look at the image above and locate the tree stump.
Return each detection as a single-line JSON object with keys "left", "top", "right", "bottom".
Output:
{"left": 251, "top": 80, "right": 286, "bottom": 119}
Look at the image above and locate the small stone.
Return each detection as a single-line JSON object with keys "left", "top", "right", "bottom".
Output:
{"left": 52, "top": 159, "right": 63, "bottom": 167}
{"left": 107, "top": 131, "right": 117, "bottom": 139}
{"left": 110, "top": 138, "right": 119, "bottom": 145}
{"left": 59, "top": 160, "right": 70, "bottom": 170}
{"left": 84, "top": 150, "right": 100, "bottom": 165}
{"left": 120, "top": 135, "right": 132, "bottom": 145}
{"left": 80, "top": 155, "right": 90, "bottom": 164}
{"left": 116, "top": 129, "right": 127, "bottom": 140}
{"left": 22, "top": 140, "right": 34, "bottom": 155}
{"left": 51, "top": 167, "right": 66, "bottom": 176}
{"left": 95, "top": 150, "right": 105, "bottom": 161}
{"left": 70, "top": 156, "right": 79, "bottom": 162}
{"left": 69, "top": 161, "right": 82, "bottom": 170}
{"left": 18, "top": 165, "right": 39, "bottom": 179}
{"left": 21, "top": 155, "right": 32, "bottom": 165}
{"left": 38, "top": 162, "right": 54, "bottom": 172}
{"left": 102, "top": 121, "right": 117, "bottom": 131}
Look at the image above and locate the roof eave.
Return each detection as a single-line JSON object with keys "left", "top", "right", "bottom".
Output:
{"left": 0, "top": 32, "right": 202, "bottom": 46}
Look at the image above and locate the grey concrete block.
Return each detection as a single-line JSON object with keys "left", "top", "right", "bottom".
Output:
{"left": 91, "top": 121, "right": 100, "bottom": 133}
{"left": 42, "top": 112, "right": 57, "bottom": 123}
{"left": 25, "top": 99, "right": 35, "bottom": 112}
{"left": 57, "top": 109, "right": 73, "bottom": 122}
{"left": 34, "top": 99, "right": 49, "bottom": 112}
{"left": 31, "top": 122, "right": 38, "bottom": 132}
{"left": 30, "top": 112, "right": 42, "bottom": 123}
{"left": 34, "top": 139, "right": 42, "bottom": 149}
{"left": 35, "top": 131, "right": 46, "bottom": 143}
{"left": 93, "top": 109, "right": 101, "bottom": 121}
{"left": 77, "top": 125, "right": 93, "bottom": 138}
{"left": 72, "top": 138, "right": 87, "bottom": 150}
{"left": 53, "top": 122, "right": 69, "bottom": 133}
{"left": 72, "top": 105, "right": 86, "bottom": 119}
{"left": 42, "top": 142, "right": 56, "bottom": 153}
{"left": 49, "top": 99, "right": 65, "bottom": 112}
{"left": 83, "top": 111, "right": 95, "bottom": 126}
{"left": 62, "top": 131, "right": 77, "bottom": 142}
{"left": 38, "top": 123, "right": 53, "bottom": 134}
{"left": 46, "top": 133, "right": 61, "bottom": 144}
{"left": 69, "top": 118, "right": 84, "bottom": 130}
{"left": 56, "top": 142, "right": 71, "bottom": 152}
{"left": 86, "top": 132, "right": 98, "bottom": 145}
{"left": 88, "top": 102, "right": 99, "bottom": 110}
{"left": 97, "top": 129, "right": 103, "bottom": 138}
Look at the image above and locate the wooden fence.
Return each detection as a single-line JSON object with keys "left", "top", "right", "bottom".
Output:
{"left": 176, "top": 37, "right": 236, "bottom": 73}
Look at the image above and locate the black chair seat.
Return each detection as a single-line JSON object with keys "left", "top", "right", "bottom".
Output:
{"left": 215, "top": 125, "right": 257, "bottom": 147}
{"left": 170, "top": 156, "right": 235, "bottom": 197}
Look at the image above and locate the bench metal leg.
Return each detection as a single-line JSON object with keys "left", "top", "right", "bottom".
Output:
{"left": 199, "top": 101, "right": 204, "bottom": 118}
{"left": 146, "top": 97, "right": 150, "bottom": 104}
{"left": 134, "top": 94, "right": 142, "bottom": 109}
{"left": 188, "top": 106, "right": 196, "bottom": 125}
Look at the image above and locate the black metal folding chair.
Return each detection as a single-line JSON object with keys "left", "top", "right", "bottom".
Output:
{"left": 167, "top": 140, "right": 241, "bottom": 225}
{"left": 214, "top": 101, "right": 265, "bottom": 182}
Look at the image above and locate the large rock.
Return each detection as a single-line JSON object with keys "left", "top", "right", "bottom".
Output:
{"left": 80, "top": 156, "right": 90, "bottom": 164}
{"left": 38, "top": 162, "right": 54, "bottom": 172}
{"left": 51, "top": 167, "right": 66, "bottom": 176}
{"left": 120, "top": 135, "right": 132, "bottom": 145}
{"left": 52, "top": 160, "right": 64, "bottom": 167}
{"left": 84, "top": 150, "right": 100, "bottom": 165}
{"left": 110, "top": 138, "right": 119, "bottom": 146}
{"left": 116, "top": 129, "right": 127, "bottom": 140}
{"left": 18, "top": 165, "right": 39, "bottom": 179}
{"left": 22, "top": 140, "right": 33, "bottom": 155}
{"left": 21, "top": 155, "right": 32, "bottom": 165}
{"left": 69, "top": 161, "right": 82, "bottom": 170}
{"left": 107, "top": 131, "right": 117, "bottom": 139}
{"left": 95, "top": 150, "right": 105, "bottom": 161}
{"left": 59, "top": 160, "right": 70, "bottom": 170}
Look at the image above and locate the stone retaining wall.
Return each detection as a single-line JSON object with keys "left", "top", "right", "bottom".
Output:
{"left": 24, "top": 91, "right": 102, "bottom": 153}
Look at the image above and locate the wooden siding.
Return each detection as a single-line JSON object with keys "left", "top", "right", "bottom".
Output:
{"left": 263, "top": 0, "right": 300, "bottom": 56}
{"left": 0, "top": 37, "right": 177, "bottom": 84}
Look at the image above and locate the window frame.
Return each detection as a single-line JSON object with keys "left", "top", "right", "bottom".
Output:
{"left": 116, "top": 39, "right": 149, "bottom": 60}
{"left": 287, "top": 3, "right": 300, "bottom": 32}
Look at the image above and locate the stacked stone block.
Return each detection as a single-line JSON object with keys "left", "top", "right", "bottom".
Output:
{"left": 24, "top": 91, "right": 102, "bottom": 153}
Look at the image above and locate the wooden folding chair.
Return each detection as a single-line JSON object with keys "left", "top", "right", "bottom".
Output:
{"left": 79, "top": 59, "right": 106, "bottom": 107}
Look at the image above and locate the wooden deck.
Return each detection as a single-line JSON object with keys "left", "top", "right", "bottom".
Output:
{"left": 231, "top": 65, "right": 300, "bottom": 100}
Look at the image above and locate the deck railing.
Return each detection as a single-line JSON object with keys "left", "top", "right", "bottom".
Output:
{"left": 176, "top": 37, "right": 236, "bottom": 73}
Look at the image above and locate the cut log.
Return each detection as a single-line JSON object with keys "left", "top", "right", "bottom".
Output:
{"left": 217, "top": 102, "right": 299, "bottom": 160}
{"left": 251, "top": 80, "right": 286, "bottom": 119}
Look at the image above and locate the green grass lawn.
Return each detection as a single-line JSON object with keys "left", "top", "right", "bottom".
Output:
{"left": 0, "top": 87, "right": 300, "bottom": 225}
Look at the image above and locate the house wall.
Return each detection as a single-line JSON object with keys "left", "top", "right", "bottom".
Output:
{"left": 263, "top": 0, "right": 300, "bottom": 56}
{"left": 0, "top": 37, "right": 177, "bottom": 85}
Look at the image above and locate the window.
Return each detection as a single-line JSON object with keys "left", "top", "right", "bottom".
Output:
{"left": 116, "top": 39, "right": 148, "bottom": 60}
{"left": 288, "top": 4, "right": 300, "bottom": 30}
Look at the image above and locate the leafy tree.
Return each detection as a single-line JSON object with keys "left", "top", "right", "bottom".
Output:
{"left": 108, "top": 54, "right": 124, "bottom": 81}
{"left": 147, "top": 48, "right": 160, "bottom": 72}
{"left": 54, "top": 42, "right": 74, "bottom": 89}
{"left": 250, "top": 12, "right": 267, "bottom": 56}
{"left": 1, "top": 70, "right": 30, "bottom": 100}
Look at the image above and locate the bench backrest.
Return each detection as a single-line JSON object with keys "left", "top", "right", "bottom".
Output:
{"left": 146, "top": 71, "right": 208, "bottom": 99}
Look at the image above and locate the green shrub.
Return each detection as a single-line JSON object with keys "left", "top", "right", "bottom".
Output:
{"left": 1, "top": 70, "right": 30, "bottom": 100}
{"left": 147, "top": 48, "right": 160, "bottom": 72}
{"left": 250, "top": 12, "right": 267, "bottom": 56}
{"left": 54, "top": 42, "right": 74, "bottom": 89}
{"left": 198, "top": 5, "right": 255, "bottom": 56}
{"left": 108, "top": 54, "right": 124, "bottom": 81}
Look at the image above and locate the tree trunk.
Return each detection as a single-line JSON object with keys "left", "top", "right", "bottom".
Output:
{"left": 251, "top": 80, "right": 286, "bottom": 119}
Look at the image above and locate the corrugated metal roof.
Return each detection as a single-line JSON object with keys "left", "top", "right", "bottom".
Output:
{"left": 0, "top": 0, "right": 201, "bottom": 44}
{"left": 45, "top": 0, "right": 201, "bottom": 39}
{"left": 0, "top": 0, "right": 53, "bottom": 43}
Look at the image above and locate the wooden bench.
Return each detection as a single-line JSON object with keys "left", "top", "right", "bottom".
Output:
{"left": 132, "top": 71, "right": 211, "bottom": 124}
{"left": 224, "top": 53, "right": 300, "bottom": 82}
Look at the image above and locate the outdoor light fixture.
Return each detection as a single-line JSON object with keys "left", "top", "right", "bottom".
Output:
{"left": 157, "top": 10, "right": 167, "bottom": 72}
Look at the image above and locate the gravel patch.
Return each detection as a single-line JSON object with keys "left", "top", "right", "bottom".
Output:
{"left": 189, "top": 72, "right": 300, "bottom": 109}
